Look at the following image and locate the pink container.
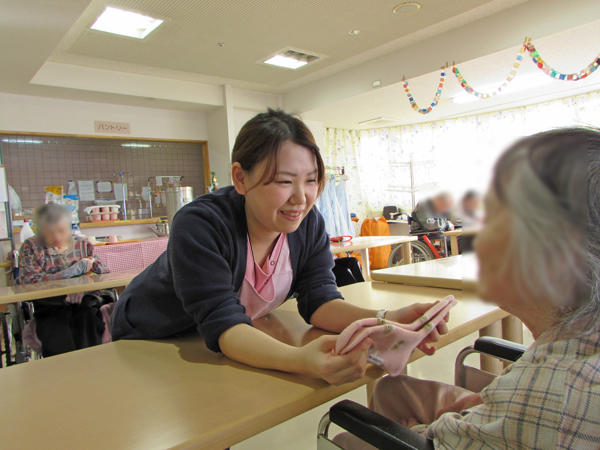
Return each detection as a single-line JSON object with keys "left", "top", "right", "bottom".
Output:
{"left": 108, "top": 235, "right": 118, "bottom": 243}
{"left": 100, "top": 207, "right": 110, "bottom": 214}
{"left": 101, "top": 214, "right": 110, "bottom": 221}
{"left": 110, "top": 206, "right": 119, "bottom": 213}
{"left": 110, "top": 213, "right": 118, "bottom": 220}
{"left": 91, "top": 207, "right": 100, "bottom": 214}
{"left": 92, "top": 214, "right": 102, "bottom": 222}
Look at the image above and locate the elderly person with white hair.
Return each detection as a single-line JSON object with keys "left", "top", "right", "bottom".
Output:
{"left": 335, "top": 127, "right": 600, "bottom": 449}
{"left": 18, "top": 203, "right": 110, "bottom": 357}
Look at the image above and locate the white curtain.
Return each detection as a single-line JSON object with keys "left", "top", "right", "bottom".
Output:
{"left": 323, "top": 90, "right": 600, "bottom": 218}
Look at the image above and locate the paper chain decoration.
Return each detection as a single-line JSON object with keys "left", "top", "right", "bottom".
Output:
{"left": 452, "top": 41, "right": 527, "bottom": 99}
{"left": 526, "top": 38, "right": 600, "bottom": 81}
{"left": 402, "top": 70, "right": 446, "bottom": 115}
{"left": 401, "top": 37, "right": 599, "bottom": 115}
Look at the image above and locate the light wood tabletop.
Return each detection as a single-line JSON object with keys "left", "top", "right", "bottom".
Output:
{"left": 444, "top": 227, "right": 481, "bottom": 256}
{"left": 0, "top": 281, "right": 506, "bottom": 450}
{"left": 0, "top": 269, "right": 141, "bottom": 304}
{"left": 330, "top": 236, "right": 417, "bottom": 280}
{"left": 372, "top": 254, "right": 478, "bottom": 291}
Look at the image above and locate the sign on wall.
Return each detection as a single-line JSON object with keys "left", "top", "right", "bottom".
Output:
{"left": 94, "top": 120, "right": 131, "bottom": 134}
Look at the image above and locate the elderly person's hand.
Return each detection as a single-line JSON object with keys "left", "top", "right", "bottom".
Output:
{"left": 81, "top": 257, "right": 96, "bottom": 273}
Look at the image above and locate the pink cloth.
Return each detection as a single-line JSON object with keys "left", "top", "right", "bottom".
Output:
{"left": 239, "top": 234, "right": 293, "bottom": 320}
{"left": 335, "top": 296, "right": 457, "bottom": 376}
{"left": 100, "top": 302, "right": 115, "bottom": 344}
{"left": 93, "top": 237, "right": 168, "bottom": 273}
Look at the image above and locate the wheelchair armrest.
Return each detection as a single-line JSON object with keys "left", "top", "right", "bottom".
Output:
{"left": 474, "top": 337, "right": 527, "bottom": 362}
{"left": 329, "top": 400, "right": 434, "bottom": 450}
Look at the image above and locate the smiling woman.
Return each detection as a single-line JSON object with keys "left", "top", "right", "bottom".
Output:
{"left": 110, "top": 109, "right": 450, "bottom": 385}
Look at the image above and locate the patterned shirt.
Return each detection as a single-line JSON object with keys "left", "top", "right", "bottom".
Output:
{"left": 18, "top": 236, "right": 108, "bottom": 285}
{"left": 428, "top": 329, "right": 600, "bottom": 449}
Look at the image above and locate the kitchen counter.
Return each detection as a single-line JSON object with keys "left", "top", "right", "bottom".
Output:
{"left": 79, "top": 217, "right": 164, "bottom": 229}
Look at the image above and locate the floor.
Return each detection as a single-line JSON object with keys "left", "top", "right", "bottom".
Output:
{"left": 234, "top": 326, "right": 533, "bottom": 450}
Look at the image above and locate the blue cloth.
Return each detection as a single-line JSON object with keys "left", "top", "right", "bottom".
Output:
{"left": 111, "top": 186, "right": 343, "bottom": 352}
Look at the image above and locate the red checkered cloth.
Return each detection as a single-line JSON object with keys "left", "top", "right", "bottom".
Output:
{"left": 93, "top": 237, "right": 168, "bottom": 273}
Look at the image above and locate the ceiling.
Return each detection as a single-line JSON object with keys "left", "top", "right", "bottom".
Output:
{"left": 0, "top": 0, "right": 598, "bottom": 118}
{"left": 303, "top": 19, "right": 600, "bottom": 128}
{"left": 55, "top": 0, "right": 496, "bottom": 88}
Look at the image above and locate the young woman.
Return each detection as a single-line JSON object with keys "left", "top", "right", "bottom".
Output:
{"left": 111, "top": 109, "right": 448, "bottom": 385}
{"left": 18, "top": 203, "right": 110, "bottom": 356}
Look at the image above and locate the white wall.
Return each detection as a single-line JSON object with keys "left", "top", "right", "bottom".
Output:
{"left": 0, "top": 92, "right": 208, "bottom": 140}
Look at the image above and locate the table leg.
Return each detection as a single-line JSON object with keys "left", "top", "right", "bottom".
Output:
{"left": 401, "top": 242, "right": 413, "bottom": 265}
{"left": 501, "top": 315, "right": 523, "bottom": 344}
{"left": 360, "top": 249, "right": 371, "bottom": 281}
{"left": 479, "top": 320, "right": 503, "bottom": 374}
{"left": 450, "top": 236, "right": 459, "bottom": 256}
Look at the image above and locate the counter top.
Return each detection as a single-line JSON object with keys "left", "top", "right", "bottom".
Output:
{"left": 79, "top": 217, "right": 164, "bottom": 229}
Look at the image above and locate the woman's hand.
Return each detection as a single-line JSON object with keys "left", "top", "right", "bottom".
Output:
{"left": 299, "top": 334, "right": 372, "bottom": 385}
{"left": 386, "top": 302, "right": 450, "bottom": 355}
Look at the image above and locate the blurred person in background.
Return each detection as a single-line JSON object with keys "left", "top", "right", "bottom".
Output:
{"left": 410, "top": 192, "right": 455, "bottom": 235}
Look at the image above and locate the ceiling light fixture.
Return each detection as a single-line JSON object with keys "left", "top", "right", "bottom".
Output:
{"left": 358, "top": 117, "right": 400, "bottom": 126}
{"left": 121, "top": 143, "right": 151, "bottom": 148}
{"left": 90, "top": 6, "right": 163, "bottom": 39}
{"left": 392, "top": 2, "right": 422, "bottom": 15}
{"left": 452, "top": 73, "right": 554, "bottom": 104}
{"left": 348, "top": 29, "right": 361, "bottom": 36}
{"left": 1, "top": 138, "right": 43, "bottom": 144}
{"left": 263, "top": 49, "right": 320, "bottom": 70}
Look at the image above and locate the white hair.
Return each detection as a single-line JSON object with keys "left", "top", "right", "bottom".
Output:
{"left": 492, "top": 127, "right": 599, "bottom": 333}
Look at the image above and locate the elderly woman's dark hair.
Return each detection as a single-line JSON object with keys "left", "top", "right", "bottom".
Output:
{"left": 231, "top": 109, "right": 325, "bottom": 193}
{"left": 34, "top": 203, "right": 72, "bottom": 232}
{"left": 492, "top": 127, "right": 599, "bottom": 332}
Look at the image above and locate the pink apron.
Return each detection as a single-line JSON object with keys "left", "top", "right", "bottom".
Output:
{"left": 239, "top": 234, "right": 293, "bottom": 320}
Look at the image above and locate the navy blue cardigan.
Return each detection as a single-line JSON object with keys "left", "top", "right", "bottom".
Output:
{"left": 111, "top": 186, "right": 343, "bottom": 352}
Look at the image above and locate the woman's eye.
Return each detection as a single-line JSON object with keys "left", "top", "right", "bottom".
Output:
{"left": 306, "top": 179, "right": 317, "bottom": 183}
{"left": 277, "top": 180, "right": 292, "bottom": 184}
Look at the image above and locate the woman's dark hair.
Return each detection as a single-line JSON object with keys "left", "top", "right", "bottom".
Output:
{"left": 231, "top": 109, "right": 325, "bottom": 193}
{"left": 462, "top": 190, "right": 479, "bottom": 204}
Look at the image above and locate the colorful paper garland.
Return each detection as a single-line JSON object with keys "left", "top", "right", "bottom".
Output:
{"left": 402, "top": 70, "right": 446, "bottom": 115}
{"left": 526, "top": 39, "right": 600, "bottom": 81}
{"left": 452, "top": 41, "right": 527, "bottom": 99}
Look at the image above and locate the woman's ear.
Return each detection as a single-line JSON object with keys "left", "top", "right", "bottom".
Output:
{"left": 231, "top": 162, "right": 247, "bottom": 195}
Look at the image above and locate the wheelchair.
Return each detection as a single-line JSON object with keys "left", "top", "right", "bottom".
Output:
{"left": 388, "top": 216, "right": 450, "bottom": 267}
{"left": 317, "top": 337, "right": 527, "bottom": 449}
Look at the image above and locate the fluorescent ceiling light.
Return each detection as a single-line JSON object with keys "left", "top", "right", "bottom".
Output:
{"left": 91, "top": 7, "right": 163, "bottom": 39}
{"left": 121, "top": 143, "right": 151, "bottom": 148}
{"left": 452, "top": 73, "right": 553, "bottom": 104}
{"left": 1, "top": 138, "right": 43, "bottom": 144}
{"left": 264, "top": 55, "right": 308, "bottom": 70}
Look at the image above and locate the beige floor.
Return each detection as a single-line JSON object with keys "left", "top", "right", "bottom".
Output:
{"left": 234, "top": 326, "right": 533, "bottom": 449}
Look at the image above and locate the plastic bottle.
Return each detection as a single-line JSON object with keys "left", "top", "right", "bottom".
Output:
{"left": 19, "top": 219, "right": 35, "bottom": 243}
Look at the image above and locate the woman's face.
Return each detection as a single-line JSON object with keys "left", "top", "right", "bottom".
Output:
{"left": 40, "top": 218, "right": 72, "bottom": 248}
{"left": 236, "top": 140, "right": 319, "bottom": 235}
{"left": 473, "top": 192, "right": 520, "bottom": 312}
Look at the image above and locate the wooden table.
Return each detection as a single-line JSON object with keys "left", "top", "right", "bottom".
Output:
{"left": 0, "top": 269, "right": 141, "bottom": 305}
{"left": 330, "top": 236, "right": 417, "bottom": 280}
{"left": 372, "top": 254, "right": 478, "bottom": 291}
{"left": 372, "top": 255, "right": 523, "bottom": 370}
{"left": 444, "top": 227, "right": 480, "bottom": 256}
{"left": 0, "top": 282, "right": 506, "bottom": 450}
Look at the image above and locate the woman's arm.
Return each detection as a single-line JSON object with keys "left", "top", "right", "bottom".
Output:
{"left": 219, "top": 323, "right": 372, "bottom": 385}
{"left": 84, "top": 239, "right": 109, "bottom": 274}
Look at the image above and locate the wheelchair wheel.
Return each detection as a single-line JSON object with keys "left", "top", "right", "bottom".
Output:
{"left": 388, "top": 240, "right": 435, "bottom": 266}
{"left": 410, "top": 240, "right": 435, "bottom": 263}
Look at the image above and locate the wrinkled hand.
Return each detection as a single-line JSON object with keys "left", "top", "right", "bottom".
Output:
{"left": 436, "top": 392, "right": 482, "bottom": 418}
{"left": 387, "top": 302, "right": 450, "bottom": 355}
{"left": 301, "top": 335, "right": 372, "bottom": 385}
{"left": 82, "top": 257, "right": 95, "bottom": 273}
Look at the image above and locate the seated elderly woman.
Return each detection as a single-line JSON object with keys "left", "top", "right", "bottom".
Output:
{"left": 336, "top": 127, "right": 600, "bottom": 448}
{"left": 18, "top": 203, "right": 112, "bottom": 357}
